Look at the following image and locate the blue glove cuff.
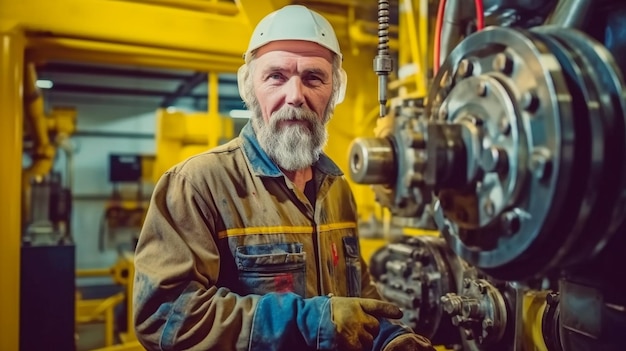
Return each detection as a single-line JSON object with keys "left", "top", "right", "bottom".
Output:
{"left": 250, "top": 293, "right": 335, "bottom": 351}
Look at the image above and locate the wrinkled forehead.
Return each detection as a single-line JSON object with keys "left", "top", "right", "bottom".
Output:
{"left": 255, "top": 40, "right": 334, "bottom": 64}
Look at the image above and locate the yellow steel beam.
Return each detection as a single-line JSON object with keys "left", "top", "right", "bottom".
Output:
{"left": 0, "top": 29, "right": 24, "bottom": 351}
{"left": 124, "top": 0, "right": 240, "bottom": 15}
{"left": 26, "top": 36, "right": 244, "bottom": 72}
{"left": 234, "top": 0, "right": 291, "bottom": 28}
{"left": 3, "top": 0, "right": 391, "bottom": 73}
{"left": 1, "top": 0, "right": 252, "bottom": 60}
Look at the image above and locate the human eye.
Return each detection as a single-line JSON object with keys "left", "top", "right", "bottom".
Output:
{"left": 304, "top": 73, "right": 324, "bottom": 86}
{"left": 266, "top": 71, "right": 285, "bottom": 82}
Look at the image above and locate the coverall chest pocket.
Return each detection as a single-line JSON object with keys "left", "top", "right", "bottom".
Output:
{"left": 343, "top": 236, "right": 362, "bottom": 297}
{"left": 235, "top": 242, "right": 306, "bottom": 297}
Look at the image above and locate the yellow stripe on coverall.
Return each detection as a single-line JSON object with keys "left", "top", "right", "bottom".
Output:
{"left": 219, "top": 222, "right": 357, "bottom": 238}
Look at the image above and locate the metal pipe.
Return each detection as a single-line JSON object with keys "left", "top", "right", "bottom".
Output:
{"left": 402, "top": 0, "right": 427, "bottom": 96}
{"left": 22, "top": 63, "right": 56, "bottom": 228}
{"left": 76, "top": 268, "right": 113, "bottom": 277}
{"left": 374, "top": 0, "right": 393, "bottom": 117}
{"left": 56, "top": 134, "right": 74, "bottom": 241}
{"left": 418, "top": 0, "right": 428, "bottom": 79}
{"left": 439, "top": 0, "right": 465, "bottom": 68}
{"left": 0, "top": 29, "right": 25, "bottom": 351}
{"left": 545, "top": 0, "right": 593, "bottom": 28}
{"left": 57, "top": 134, "right": 74, "bottom": 190}
{"left": 23, "top": 63, "right": 55, "bottom": 165}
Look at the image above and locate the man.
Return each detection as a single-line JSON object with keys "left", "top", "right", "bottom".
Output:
{"left": 133, "top": 4, "right": 435, "bottom": 351}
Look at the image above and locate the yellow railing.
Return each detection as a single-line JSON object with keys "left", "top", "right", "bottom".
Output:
{"left": 76, "top": 292, "right": 126, "bottom": 347}
{"left": 76, "top": 252, "right": 136, "bottom": 350}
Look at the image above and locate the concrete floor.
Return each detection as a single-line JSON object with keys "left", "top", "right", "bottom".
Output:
{"left": 76, "top": 322, "right": 109, "bottom": 351}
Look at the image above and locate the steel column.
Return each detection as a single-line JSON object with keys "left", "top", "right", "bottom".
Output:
{"left": 0, "top": 29, "right": 24, "bottom": 351}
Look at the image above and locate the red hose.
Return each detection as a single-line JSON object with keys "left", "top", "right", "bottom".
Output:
{"left": 475, "top": 0, "right": 485, "bottom": 30}
{"left": 433, "top": 0, "right": 484, "bottom": 75}
{"left": 433, "top": 0, "right": 446, "bottom": 75}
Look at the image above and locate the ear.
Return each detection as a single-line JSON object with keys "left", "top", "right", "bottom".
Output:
{"left": 237, "top": 64, "right": 250, "bottom": 105}
{"left": 335, "top": 68, "right": 347, "bottom": 105}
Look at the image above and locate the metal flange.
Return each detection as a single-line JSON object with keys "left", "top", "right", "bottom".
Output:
{"left": 427, "top": 26, "right": 626, "bottom": 279}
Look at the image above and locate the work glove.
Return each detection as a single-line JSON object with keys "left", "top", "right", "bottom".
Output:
{"left": 330, "top": 296, "right": 404, "bottom": 351}
{"left": 382, "top": 333, "right": 437, "bottom": 351}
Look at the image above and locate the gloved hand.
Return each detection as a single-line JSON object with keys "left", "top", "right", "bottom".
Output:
{"left": 382, "top": 333, "right": 437, "bottom": 351}
{"left": 330, "top": 296, "right": 404, "bottom": 351}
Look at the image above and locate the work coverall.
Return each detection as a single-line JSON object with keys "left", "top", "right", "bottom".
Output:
{"left": 133, "top": 122, "right": 411, "bottom": 350}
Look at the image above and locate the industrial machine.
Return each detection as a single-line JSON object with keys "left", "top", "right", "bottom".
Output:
{"left": 350, "top": 0, "right": 626, "bottom": 350}
{"left": 20, "top": 63, "right": 77, "bottom": 351}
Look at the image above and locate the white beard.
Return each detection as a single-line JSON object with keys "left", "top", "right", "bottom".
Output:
{"left": 252, "top": 104, "right": 329, "bottom": 171}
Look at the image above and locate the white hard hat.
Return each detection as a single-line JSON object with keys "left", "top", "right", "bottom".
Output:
{"left": 243, "top": 4, "right": 342, "bottom": 62}
{"left": 239, "top": 5, "right": 347, "bottom": 106}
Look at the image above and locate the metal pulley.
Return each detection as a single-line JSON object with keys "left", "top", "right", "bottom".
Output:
{"left": 426, "top": 26, "right": 626, "bottom": 280}
{"left": 349, "top": 98, "right": 435, "bottom": 228}
{"left": 369, "top": 235, "right": 467, "bottom": 346}
{"left": 440, "top": 277, "right": 510, "bottom": 347}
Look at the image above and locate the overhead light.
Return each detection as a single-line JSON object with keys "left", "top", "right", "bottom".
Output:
{"left": 229, "top": 109, "right": 252, "bottom": 119}
{"left": 36, "top": 79, "right": 54, "bottom": 89}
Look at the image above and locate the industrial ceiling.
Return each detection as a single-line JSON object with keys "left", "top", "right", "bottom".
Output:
{"left": 25, "top": 0, "right": 398, "bottom": 119}
{"left": 35, "top": 60, "right": 242, "bottom": 113}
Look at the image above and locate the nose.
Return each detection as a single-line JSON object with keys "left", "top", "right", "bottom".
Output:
{"left": 285, "top": 77, "right": 305, "bottom": 107}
